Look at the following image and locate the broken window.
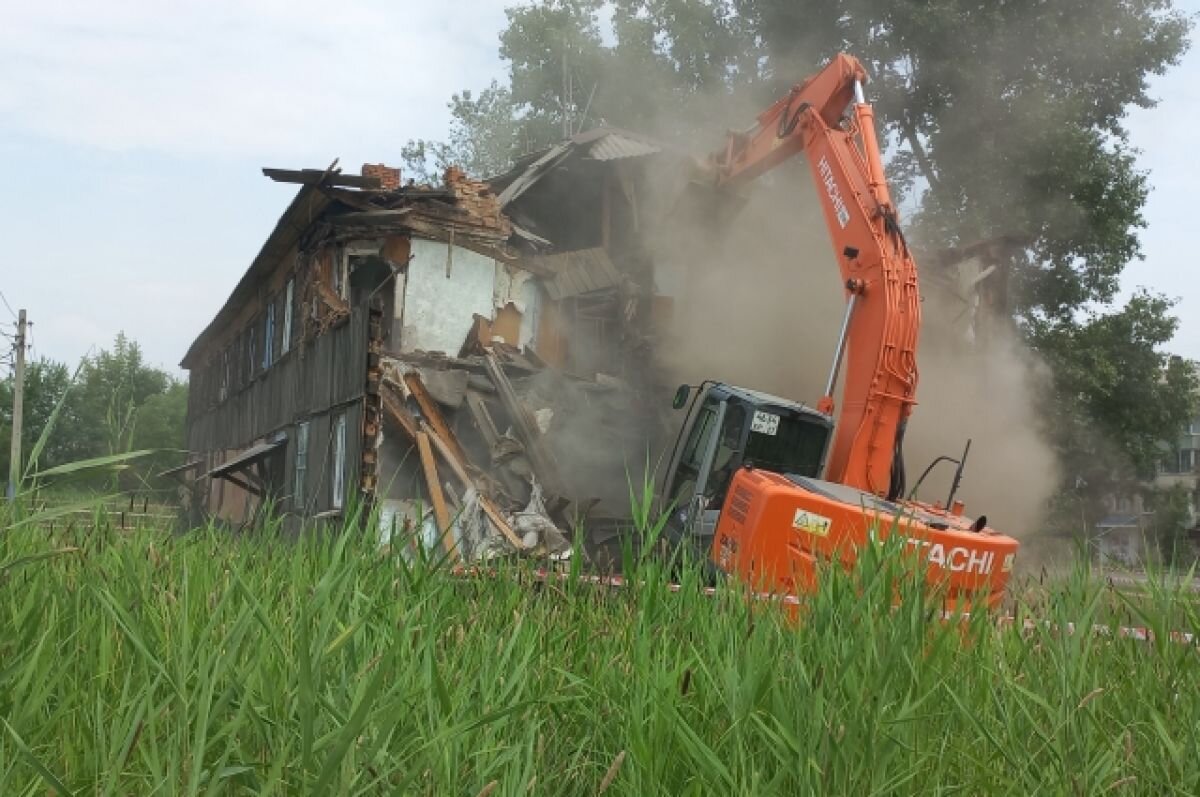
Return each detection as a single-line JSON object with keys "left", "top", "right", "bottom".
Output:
{"left": 294, "top": 421, "right": 309, "bottom": 509}
{"left": 263, "top": 301, "right": 275, "bottom": 370}
{"left": 282, "top": 278, "right": 294, "bottom": 355}
{"left": 331, "top": 412, "right": 347, "bottom": 510}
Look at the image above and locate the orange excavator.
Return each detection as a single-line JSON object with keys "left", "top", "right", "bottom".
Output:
{"left": 659, "top": 53, "right": 1019, "bottom": 608}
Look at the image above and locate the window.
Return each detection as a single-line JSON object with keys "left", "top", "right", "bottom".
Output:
{"left": 247, "top": 324, "right": 257, "bottom": 379}
{"left": 333, "top": 248, "right": 349, "bottom": 300}
{"left": 282, "top": 278, "right": 294, "bottom": 355}
{"left": 667, "top": 397, "right": 721, "bottom": 509}
{"left": 331, "top": 412, "right": 347, "bottom": 510}
{"left": 1164, "top": 448, "right": 1199, "bottom": 474}
{"left": 263, "top": 301, "right": 275, "bottom": 370}
{"left": 219, "top": 348, "right": 230, "bottom": 401}
{"left": 294, "top": 421, "right": 309, "bottom": 508}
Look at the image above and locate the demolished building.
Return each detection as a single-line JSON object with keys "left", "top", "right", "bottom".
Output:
{"left": 180, "top": 129, "right": 672, "bottom": 558}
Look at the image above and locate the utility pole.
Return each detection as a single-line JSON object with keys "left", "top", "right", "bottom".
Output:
{"left": 7, "top": 309, "right": 26, "bottom": 501}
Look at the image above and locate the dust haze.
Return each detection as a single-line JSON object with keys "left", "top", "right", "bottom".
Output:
{"left": 640, "top": 153, "right": 1059, "bottom": 541}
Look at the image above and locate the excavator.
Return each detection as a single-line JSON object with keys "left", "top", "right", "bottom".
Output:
{"left": 659, "top": 53, "right": 1020, "bottom": 609}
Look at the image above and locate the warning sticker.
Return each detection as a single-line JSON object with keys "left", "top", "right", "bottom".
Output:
{"left": 792, "top": 508, "right": 833, "bottom": 537}
{"left": 751, "top": 410, "right": 780, "bottom": 436}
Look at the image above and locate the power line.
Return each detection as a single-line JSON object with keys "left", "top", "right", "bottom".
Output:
{"left": 0, "top": 290, "right": 15, "bottom": 321}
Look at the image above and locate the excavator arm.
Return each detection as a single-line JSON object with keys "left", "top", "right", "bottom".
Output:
{"left": 709, "top": 53, "right": 920, "bottom": 500}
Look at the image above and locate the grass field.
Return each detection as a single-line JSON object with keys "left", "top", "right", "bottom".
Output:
{"left": 1, "top": 509, "right": 1199, "bottom": 796}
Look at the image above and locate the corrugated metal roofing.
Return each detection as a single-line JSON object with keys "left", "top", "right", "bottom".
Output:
{"left": 589, "top": 132, "right": 661, "bottom": 161}
{"left": 490, "top": 126, "right": 666, "bottom": 206}
{"left": 527, "top": 247, "right": 624, "bottom": 300}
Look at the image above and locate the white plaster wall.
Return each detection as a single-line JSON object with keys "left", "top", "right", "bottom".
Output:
{"left": 519, "top": 278, "right": 541, "bottom": 348}
{"left": 400, "top": 239, "right": 497, "bottom": 354}
{"left": 494, "top": 265, "right": 542, "bottom": 348}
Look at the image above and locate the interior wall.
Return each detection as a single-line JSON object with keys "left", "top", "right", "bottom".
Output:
{"left": 397, "top": 238, "right": 543, "bottom": 356}
{"left": 401, "top": 239, "right": 497, "bottom": 354}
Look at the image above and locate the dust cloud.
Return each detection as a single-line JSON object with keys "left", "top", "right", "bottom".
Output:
{"left": 640, "top": 151, "right": 1059, "bottom": 541}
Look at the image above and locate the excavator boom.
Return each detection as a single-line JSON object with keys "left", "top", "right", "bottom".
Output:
{"left": 711, "top": 53, "right": 918, "bottom": 499}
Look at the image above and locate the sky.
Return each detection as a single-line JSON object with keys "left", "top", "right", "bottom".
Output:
{"left": 1, "top": 0, "right": 1198, "bottom": 376}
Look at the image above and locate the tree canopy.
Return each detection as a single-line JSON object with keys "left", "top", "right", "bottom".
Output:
{"left": 1, "top": 333, "right": 187, "bottom": 490}
{"left": 416, "top": 0, "right": 1198, "bottom": 522}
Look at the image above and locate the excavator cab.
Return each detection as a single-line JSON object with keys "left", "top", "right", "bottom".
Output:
{"left": 661, "top": 382, "right": 833, "bottom": 559}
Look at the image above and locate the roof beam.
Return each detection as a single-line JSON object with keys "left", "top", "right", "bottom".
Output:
{"left": 262, "top": 168, "right": 382, "bottom": 189}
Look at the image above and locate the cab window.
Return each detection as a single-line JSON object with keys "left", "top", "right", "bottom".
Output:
{"left": 668, "top": 397, "right": 721, "bottom": 508}
{"left": 704, "top": 403, "right": 746, "bottom": 508}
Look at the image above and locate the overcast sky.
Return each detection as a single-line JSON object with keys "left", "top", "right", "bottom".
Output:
{"left": 1, "top": 0, "right": 1197, "bottom": 376}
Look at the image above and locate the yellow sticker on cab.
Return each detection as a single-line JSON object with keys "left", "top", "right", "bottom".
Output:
{"left": 792, "top": 508, "right": 832, "bottom": 537}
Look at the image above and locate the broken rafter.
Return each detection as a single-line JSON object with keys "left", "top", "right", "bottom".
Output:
{"left": 483, "top": 352, "right": 562, "bottom": 495}
{"left": 422, "top": 423, "right": 526, "bottom": 551}
{"left": 404, "top": 372, "right": 472, "bottom": 467}
{"left": 381, "top": 380, "right": 526, "bottom": 552}
{"left": 416, "top": 431, "right": 457, "bottom": 561}
{"left": 381, "top": 388, "right": 419, "bottom": 440}
{"left": 262, "top": 168, "right": 382, "bottom": 189}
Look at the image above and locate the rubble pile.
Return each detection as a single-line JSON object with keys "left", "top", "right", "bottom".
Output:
{"left": 378, "top": 340, "right": 653, "bottom": 563}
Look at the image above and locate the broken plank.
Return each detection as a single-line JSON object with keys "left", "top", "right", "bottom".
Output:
{"left": 415, "top": 431, "right": 457, "bottom": 561}
{"left": 483, "top": 351, "right": 561, "bottom": 492}
{"left": 424, "top": 422, "right": 526, "bottom": 551}
{"left": 479, "top": 495, "right": 527, "bottom": 550}
{"left": 421, "top": 421, "right": 473, "bottom": 486}
{"left": 465, "top": 391, "right": 501, "bottom": 449}
{"left": 262, "top": 168, "right": 382, "bottom": 189}
{"left": 405, "top": 371, "right": 471, "bottom": 467}
{"left": 381, "top": 387, "right": 419, "bottom": 441}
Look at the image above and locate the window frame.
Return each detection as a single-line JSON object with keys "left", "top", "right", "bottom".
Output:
{"left": 294, "top": 421, "right": 309, "bottom": 510}
{"left": 263, "top": 300, "right": 276, "bottom": 370}
{"left": 331, "top": 412, "right": 347, "bottom": 510}
{"left": 247, "top": 323, "right": 257, "bottom": 381}
{"left": 282, "top": 278, "right": 294, "bottom": 355}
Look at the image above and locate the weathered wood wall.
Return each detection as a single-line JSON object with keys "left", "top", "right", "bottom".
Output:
{"left": 187, "top": 309, "right": 369, "bottom": 452}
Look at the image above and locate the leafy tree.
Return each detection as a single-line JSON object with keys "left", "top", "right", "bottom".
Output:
{"left": 431, "top": 0, "right": 1197, "bottom": 512}
{"left": 482, "top": 0, "right": 1190, "bottom": 317}
{"left": 55, "top": 333, "right": 170, "bottom": 464}
{"left": 403, "top": 82, "right": 524, "bottom": 181}
{"left": 1033, "top": 293, "right": 1199, "bottom": 502}
{"left": 131, "top": 380, "right": 189, "bottom": 487}
{"left": 1145, "top": 483, "right": 1196, "bottom": 565}
{"left": 0, "top": 358, "right": 72, "bottom": 477}
{"left": 1, "top": 334, "right": 187, "bottom": 492}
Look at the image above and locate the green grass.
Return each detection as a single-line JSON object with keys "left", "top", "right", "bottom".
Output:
{"left": 1, "top": 511, "right": 1199, "bottom": 796}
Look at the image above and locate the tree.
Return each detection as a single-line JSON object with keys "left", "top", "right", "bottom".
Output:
{"left": 0, "top": 358, "right": 72, "bottom": 476}
{"left": 403, "top": 82, "right": 524, "bottom": 181}
{"left": 1145, "top": 483, "right": 1196, "bottom": 565}
{"left": 449, "top": 1, "right": 1187, "bottom": 316}
{"left": 131, "top": 380, "right": 189, "bottom": 487}
{"left": 55, "top": 334, "right": 171, "bottom": 465}
{"left": 1033, "top": 292, "right": 1199, "bottom": 502}
{"left": 432, "top": 1, "right": 1196, "bottom": 510}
